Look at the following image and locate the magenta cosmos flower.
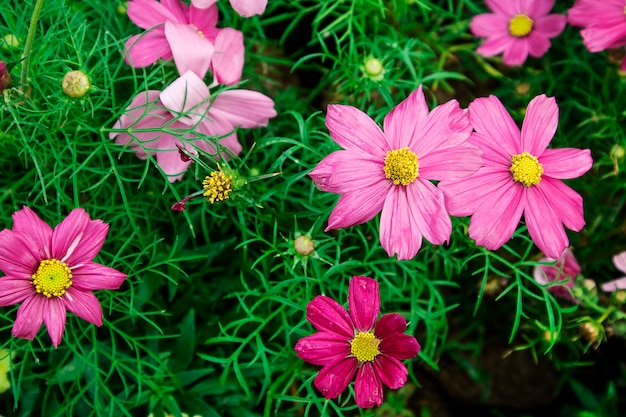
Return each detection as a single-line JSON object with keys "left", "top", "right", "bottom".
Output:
{"left": 533, "top": 248, "right": 581, "bottom": 302}
{"left": 470, "top": 0, "right": 566, "bottom": 66}
{"left": 125, "top": 0, "right": 244, "bottom": 85}
{"left": 601, "top": 252, "right": 626, "bottom": 292}
{"left": 439, "top": 95, "right": 593, "bottom": 259}
{"left": 191, "top": 0, "right": 268, "bottom": 17}
{"left": 110, "top": 71, "right": 277, "bottom": 182}
{"left": 0, "top": 207, "right": 127, "bottom": 348}
{"left": 309, "top": 86, "right": 482, "bottom": 260}
{"left": 568, "top": 0, "right": 626, "bottom": 70}
{"left": 295, "top": 276, "right": 420, "bottom": 408}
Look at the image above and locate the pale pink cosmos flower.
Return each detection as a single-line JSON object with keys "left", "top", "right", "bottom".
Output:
{"left": 125, "top": 0, "right": 244, "bottom": 85}
{"left": 295, "top": 276, "right": 420, "bottom": 408}
{"left": 470, "top": 0, "right": 567, "bottom": 66}
{"left": 309, "top": 86, "right": 483, "bottom": 260}
{"left": 533, "top": 248, "right": 581, "bottom": 302}
{"left": 191, "top": 0, "right": 268, "bottom": 17}
{"left": 568, "top": 0, "right": 626, "bottom": 71}
{"left": 0, "top": 207, "right": 127, "bottom": 348}
{"left": 110, "top": 70, "right": 277, "bottom": 182}
{"left": 439, "top": 95, "right": 593, "bottom": 259}
{"left": 601, "top": 252, "right": 626, "bottom": 292}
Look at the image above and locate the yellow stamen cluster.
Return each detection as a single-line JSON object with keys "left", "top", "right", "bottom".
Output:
{"left": 509, "top": 14, "right": 534, "bottom": 37}
{"left": 203, "top": 171, "right": 233, "bottom": 204}
{"left": 510, "top": 152, "right": 544, "bottom": 187}
{"left": 32, "top": 259, "right": 73, "bottom": 297}
{"left": 383, "top": 147, "right": 419, "bottom": 186}
{"left": 350, "top": 331, "right": 381, "bottom": 363}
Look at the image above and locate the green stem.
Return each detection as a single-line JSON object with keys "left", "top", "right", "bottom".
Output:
{"left": 20, "top": 0, "right": 45, "bottom": 91}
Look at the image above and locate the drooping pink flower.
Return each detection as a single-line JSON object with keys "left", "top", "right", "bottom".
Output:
{"left": 439, "top": 95, "right": 593, "bottom": 259}
{"left": 191, "top": 0, "right": 268, "bottom": 17}
{"left": 533, "top": 248, "right": 581, "bottom": 302}
{"left": 110, "top": 71, "right": 277, "bottom": 182}
{"left": 309, "top": 86, "right": 482, "bottom": 260}
{"left": 601, "top": 252, "right": 626, "bottom": 292}
{"left": 568, "top": 0, "right": 626, "bottom": 71}
{"left": 470, "top": 0, "right": 567, "bottom": 66}
{"left": 295, "top": 276, "right": 420, "bottom": 408}
{"left": 124, "top": 0, "right": 245, "bottom": 85}
{"left": 0, "top": 207, "right": 127, "bottom": 348}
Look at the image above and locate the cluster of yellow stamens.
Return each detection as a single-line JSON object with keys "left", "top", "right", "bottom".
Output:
{"left": 383, "top": 147, "right": 419, "bottom": 186}
{"left": 510, "top": 152, "right": 544, "bottom": 187}
{"left": 203, "top": 170, "right": 233, "bottom": 204}
{"left": 509, "top": 14, "right": 534, "bottom": 37}
{"left": 350, "top": 331, "right": 381, "bottom": 363}
{"left": 31, "top": 259, "right": 73, "bottom": 298}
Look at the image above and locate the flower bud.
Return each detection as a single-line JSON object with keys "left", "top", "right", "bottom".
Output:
{"left": 0, "top": 62, "right": 11, "bottom": 92}
{"left": 294, "top": 235, "right": 315, "bottom": 257}
{"left": 62, "top": 70, "right": 91, "bottom": 98}
{"left": 2, "top": 34, "right": 20, "bottom": 51}
{"left": 578, "top": 321, "right": 604, "bottom": 347}
{"left": 362, "top": 57, "right": 385, "bottom": 81}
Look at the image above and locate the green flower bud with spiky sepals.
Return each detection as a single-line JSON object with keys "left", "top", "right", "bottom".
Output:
{"left": 62, "top": 70, "right": 91, "bottom": 98}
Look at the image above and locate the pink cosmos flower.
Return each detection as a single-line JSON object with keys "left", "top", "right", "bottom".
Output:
{"left": 470, "top": 0, "right": 567, "bottom": 66}
{"left": 309, "top": 86, "right": 482, "bottom": 260}
{"left": 191, "top": 0, "right": 268, "bottom": 17}
{"left": 568, "top": 0, "right": 626, "bottom": 71}
{"left": 110, "top": 71, "right": 276, "bottom": 182}
{"left": 294, "top": 276, "right": 420, "bottom": 408}
{"left": 601, "top": 252, "right": 626, "bottom": 292}
{"left": 533, "top": 248, "right": 580, "bottom": 302}
{"left": 125, "top": 0, "right": 244, "bottom": 85}
{"left": 0, "top": 207, "right": 127, "bottom": 348}
{"left": 439, "top": 94, "right": 593, "bottom": 259}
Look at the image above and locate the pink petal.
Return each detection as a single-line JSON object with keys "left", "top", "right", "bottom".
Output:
{"left": 470, "top": 13, "right": 508, "bottom": 37}
{"left": 164, "top": 21, "right": 214, "bottom": 78}
{"left": 325, "top": 185, "right": 389, "bottom": 231}
{"left": 190, "top": 3, "right": 220, "bottom": 39}
{"left": 211, "top": 28, "right": 245, "bottom": 85}
{"left": 534, "top": 14, "right": 567, "bottom": 38}
{"left": 160, "top": 0, "right": 190, "bottom": 22}
{"left": 63, "top": 288, "right": 103, "bottom": 327}
{"left": 314, "top": 356, "right": 358, "bottom": 400}
{"left": 540, "top": 148, "right": 592, "bottom": 179}
{"left": 196, "top": 118, "right": 243, "bottom": 158}
{"left": 294, "top": 332, "right": 351, "bottom": 366}
{"left": 127, "top": 0, "right": 184, "bottom": 29}
{"left": 52, "top": 209, "right": 109, "bottom": 266}
{"left": 155, "top": 133, "right": 193, "bottom": 181}
{"left": 209, "top": 89, "right": 277, "bottom": 129}
{"left": 502, "top": 38, "right": 530, "bottom": 66}
{"left": 43, "top": 297, "right": 67, "bottom": 348}
{"left": 354, "top": 362, "right": 383, "bottom": 408}
{"left": 613, "top": 251, "right": 626, "bottom": 275}
{"left": 71, "top": 263, "right": 127, "bottom": 291}
{"left": 469, "top": 96, "right": 520, "bottom": 158}
{"left": 383, "top": 85, "right": 428, "bottom": 150}
{"left": 374, "top": 313, "right": 407, "bottom": 339}
{"left": 476, "top": 35, "right": 513, "bottom": 57}
{"left": 12, "top": 206, "right": 53, "bottom": 258}
{"left": 190, "top": 0, "right": 218, "bottom": 9}
{"left": 410, "top": 99, "right": 472, "bottom": 157}
{"left": 229, "top": 0, "right": 268, "bottom": 17}
{"left": 526, "top": 32, "right": 551, "bottom": 58}
{"left": 535, "top": 177, "right": 585, "bottom": 232}
{"left": 325, "top": 104, "right": 388, "bottom": 159}
{"left": 379, "top": 187, "right": 423, "bottom": 260}
{"left": 124, "top": 29, "right": 172, "bottom": 68}
{"left": 0, "top": 229, "right": 40, "bottom": 279}
{"left": 379, "top": 333, "right": 421, "bottom": 360}
{"left": 580, "top": 21, "right": 626, "bottom": 53}
{"left": 348, "top": 276, "right": 380, "bottom": 332}
{"left": 306, "top": 295, "right": 355, "bottom": 339}
{"left": 308, "top": 150, "right": 385, "bottom": 194}
{"left": 520, "top": 95, "right": 558, "bottom": 155}
{"left": 407, "top": 180, "right": 451, "bottom": 245}
{"left": 0, "top": 277, "right": 34, "bottom": 307}
{"left": 484, "top": 0, "right": 514, "bottom": 16}
{"left": 374, "top": 355, "right": 409, "bottom": 389}
{"left": 524, "top": 186, "right": 569, "bottom": 259}
{"left": 527, "top": 0, "right": 555, "bottom": 17}
{"left": 160, "top": 71, "right": 211, "bottom": 126}
{"left": 602, "top": 278, "right": 626, "bottom": 292}
{"left": 12, "top": 295, "right": 44, "bottom": 341}
{"left": 419, "top": 143, "right": 483, "bottom": 182}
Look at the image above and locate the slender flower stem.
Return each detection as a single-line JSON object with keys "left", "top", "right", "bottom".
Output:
{"left": 20, "top": 0, "right": 45, "bottom": 92}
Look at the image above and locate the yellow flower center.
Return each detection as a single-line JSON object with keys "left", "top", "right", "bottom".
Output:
{"left": 509, "top": 14, "right": 534, "bottom": 37}
{"left": 350, "top": 331, "right": 380, "bottom": 363}
{"left": 203, "top": 171, "right": 233, "bottom": 204}
{"left": 510, "top": 152, "right": 544, "bottom": 186}
{"left": 31, "top": 259, "right": 73, "bottom": 298}
{"left": 383, "top": 147, "right": 419, "bottom": 186}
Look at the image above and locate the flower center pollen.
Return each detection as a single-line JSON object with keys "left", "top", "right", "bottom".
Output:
{"left": 509, "top": 14, "right": 533, "bottom": 37}
{"left": 350, "top": 331, "right": 380, "bottom": 362}
{"left": 32, "top": 259, "right": 73, "bottom": 297}
{"left": 383, "top": 147, "right": 419, "bottom": 186}
{"left": 203, "top": 171, "right": 233, "bottom": 204}
{"left": 510, "top": 152, "right": 544, "bottom": 186}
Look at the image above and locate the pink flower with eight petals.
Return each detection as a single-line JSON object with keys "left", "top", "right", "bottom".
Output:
{"left": 601, "top": 252, "right": 626, "bottom": 292}
{"left": 309, "top": 85, "right": 482, "bottom": 260}
{"left": 533, "top": 248, "right": 581, "bottom": 302}
{"left": 191, "top": 0, "right": 268, "bottom": 17}
{"left": 125, "top": 0, "right": 244, "bottom": 85}
{"left": 295, "top": 276, "right": 420, "bottom": 408}
{"left": 439, "top": 94, "right": 593, "bottom": 259}
{"left": 568, "top": 0, "right": 626, "bottom": 71}
{"left": 110, "top": 71, "right": 277, "bottom": 181}
{"left": 0, "top": 207, "right": 127, "bottom": 348}
{"left": 470, "top": 0, "right": 566, "bottom": 66}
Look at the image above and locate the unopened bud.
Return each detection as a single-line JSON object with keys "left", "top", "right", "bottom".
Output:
{"left": 294, "top": 235, "right": 315, "bottom": 257}
{"left": 62, "top": 70, "right": 90, "bottom": 98}
{"left": 615, "top": 290, "right": 626, "bottom": 304}
{"left": 363, "top": 57, "right": 385, "bottom": 81}
{"left": 611, "top": 144, "right": 625, "bottom": 160}
{"left": 578, "top": 321, "right": 602, "bottom": 346}
{"left": 2, "top": 34, "right": 20, "bottom": 51}
{"left": 0, "top": 62, "right": 11, "bottom": 92}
